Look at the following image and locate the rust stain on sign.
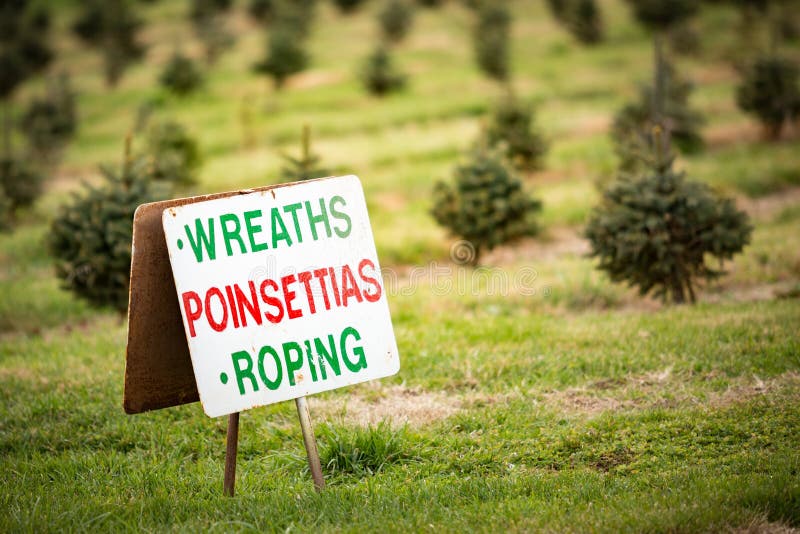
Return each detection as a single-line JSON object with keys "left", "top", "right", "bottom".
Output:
{"left": 123, "top": 180, "right": 331, "bottom": 414}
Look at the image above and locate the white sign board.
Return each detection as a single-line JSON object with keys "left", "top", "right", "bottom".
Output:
{"left": 162, "top": 175, "right": 400, "bottom": 417}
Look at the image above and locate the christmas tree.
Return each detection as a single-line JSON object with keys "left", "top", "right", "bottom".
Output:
{"left": 72, "top": 0, "right": 145, "bottom": 87}
{"left": 566, "top": 0, "right": 603, "bottom": 45}
{"left": 159, "top": 52, "right": 204, "bottom": 96}
{"left": 0, "top": 0, "right": 49, "bottom": 230}
{"left": 473, "top": 4, "right": 511, "bottom": 83}
{"left": 189, "top": 0, "right": 235, "bottom": 65}
{"left": 253, "top": 27, "right": 309, "bottom": 90}
{"left": 379, "top": 0, "right": 414, "bottom": 44}
{"left": 361, "top": 46, "right": 407, "bottom": 96}
{"left": 332, "top": 0, "right": 367, "bottom": 15}
{"left": 0, "top": 0, "right": 53, "bottom": 101}
{"left": 0, "top": 154, "right": 44, "bottom": 227}
{"left": 248, "top": 0, "right": 274, "bottom": 23}
{"left": 280, "top": 125, "right": 329, "bottom": 182}
{"left": 614, "top": 1, "right": 704, "bottom": 169}
{"left": 586, "top": 129, "right": 751, "bottom": 304}
{"left": 143, "top": 120, "right": 202, "bottom": 188}
{"left": 612, "top": 60, "right": 704, "bottom": 171}
{"left": 484, "top": 95, "right": 547, "bottom": 172}
{"left": 736, "top": 54, "right": 800, "bottom": 139}
{"left": 431, "top": 146, "right": 541, "bottom": 265}
{"left": 49, "top": 139, "right": 162, "bottom": 312}
{"left": 19, "top": 73, "right": 77, "bottom": 164}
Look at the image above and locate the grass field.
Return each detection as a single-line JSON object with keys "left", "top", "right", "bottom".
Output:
{"left": 1, "top": 0, "right": 799, "bottom": 531}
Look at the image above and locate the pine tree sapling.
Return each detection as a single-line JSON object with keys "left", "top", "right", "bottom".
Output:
{"left": 612, "top": 60, "right": 704, "bottom": 170}
{"left": 484, "top": 95, "right": 547, "bottom": 172}
{"left": 49, "top": 146, "right": 160, "bottom": 312}
{"left": 566, "top": 0, "right": 604, "bottom": 45}
{"left": 774, "top": 1, "right": 800, "bottom": 43}
{"left": 144, "top": 120, "right": 201, "bottom": 188}
{"left": 624, "top": 0, "right": 698, "bottom": 32}
{"left": 72, "top": 0, "right": 145, "bottom": 87}
{"left": 379, "top": 0, "right": 414, "bottom": 44}
{"left": 0, "top": 0, "right": 53, "bottom": 100}
{"left": 159, "top": 52, "right": 204, "bottom": 96}
{"left": 248, "top": 0, "right": 274, "bottom": 23}
{"left": 253, "top": 28, "right": 309, "bottom": 89}
{"left": 0, "top": 156, "right": 44, "bottom": 219}
{"left": 546, "top": 0, "right": 570, "bottom": 22}
{"left": 585, "top": 134, "right": 752, "bottom": 304}
{"left": 332, "top": 0, "right": 367, "bottom": 15}
{"left": 668, "top": 22, "right": 701, "bottom": 56}
{"left": 280, "top": 125, "right": 329, "bottom": 182}
{"left": 271, "top": 0, "right": 317, "bottom": 40}
{"left": 19, "top": 73, "right": 77, "bottom": 163}
{"left": 190, "top": 0, "right": 235, "bottom": 65}
{"left": 431, "top": 146, "right": 541, "bottom": 265}
{"left": 0, "top": 187, "right": 12, "bottom": 232}
{"left": 361, "top": 46, "right": 407, "bottom": 96}
{"left": 736, "top": 54, "right": 800, "bottom": 139}
{"left": 473, "top": 4, "right": 511, "bottom": 82}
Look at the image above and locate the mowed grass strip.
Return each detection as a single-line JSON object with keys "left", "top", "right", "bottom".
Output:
{"left": 1, "top": 300, "right": 798, "bottom": 531}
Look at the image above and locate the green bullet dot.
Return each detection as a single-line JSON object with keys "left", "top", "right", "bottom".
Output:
{"left": 177, "top": 239, "right": 184, "bottom": 250}
{"left": 220, "top": 372, "right": 228, "bottom": 384}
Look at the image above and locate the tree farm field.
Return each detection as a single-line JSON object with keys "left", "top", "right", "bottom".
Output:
{"left": 1, "top": 0, "right": 800, "bottom": 532}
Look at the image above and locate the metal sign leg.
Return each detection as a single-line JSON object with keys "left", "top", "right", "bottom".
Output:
{"left": 295, "top": 396, "right": 325, "bottom": 491}
{"left": 224, "top": 412, "right": 240, "bottom": 496}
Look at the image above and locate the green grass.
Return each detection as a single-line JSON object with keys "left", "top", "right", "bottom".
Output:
{"left": 1, "top": 301, "right": 799, "bottom": 531}
{"left": 1, "top": 0, "right": 799, "bottom": 531}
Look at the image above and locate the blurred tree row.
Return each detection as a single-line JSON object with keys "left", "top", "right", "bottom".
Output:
{"left": 0, "top": 0, "right": 793, "bottom": 310}
{"left": 0, "top": 0, "right": 53, "bottom": 229}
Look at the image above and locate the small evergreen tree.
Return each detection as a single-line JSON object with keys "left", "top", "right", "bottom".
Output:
{"left": 546, "top": 0, "right": 570, "bottom": 22}
{"left": 565, "top": 0, "right": 603, "bottom": 45}
{"left": 0, "top": 1, "right": 52, "bottom": 228}
{"left": 48, "top": 141, "right": 162, "bottom": 312}
{"left": 0, "top": 155, "right": 44, "bottom": 222}
{"left": 332, "top": 0, "right": 367, "bottom": 14}
{"left": 271, "top": 0, "right": 317, "bottom": 39}
{"left": 253, "top": 27, "right": 309, "bottom": 89}
{"left": 248, "top": 0, "right": 274, "bottom": 23}
{"left": 484, "top": 95, "right": 547, "bottom": 172}
{"left": 159, "top": 52, "right": 204, "bottom": 96}
{"left": 473, "top": 4, "right": 511, "bottom": 82}
{"left": 72, "top": 0, "right": 145, "bottom": 87}
{"left": 361, "top": 46, "right": 407, "bottom": 96}
{"left": 774, "top": 1, "right": 799, "bottom": 42}
{"left": 624, "top": 0, "right": 698, "bottom": 32}
{"left": 280, "top": 125, "right": 328, "bottom": 182}
{"left": 19, "top": 73, "right": 77, "bottom": 164}
{"left": 379, "top": 0, "right": 414, "bottom": 44}
{"left": 0, "top": 187, "right": 12, "bottom": 232}
{"left": 736, "top": 54, "right": 800, "bottom": 139}
{"left": 611, "top": 61, "right": 704, "bottom": 171}
{"left": 0, "top": 0, "right": 53, "bottom": 101}
{"left": 618, "top": 1, "right": 703, "bottom": 168}
{"left": 723, "top": 0, "right": 770, "bottom": 49}
{"left": 143, "top": 120, "right": 201, "bottom": 188}
{"left": 668, "top": 22, "right": 701, "bottom": 56}
{"left": 189, "top": 0, "right": 235, "bottom": 65}
{"left": 585, "top": 131, "right": 752, "bottom": 304}
{"left": 431, "top": 146, "right": 541, "bottom": 265}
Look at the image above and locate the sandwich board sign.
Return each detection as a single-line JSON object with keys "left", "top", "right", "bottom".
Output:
{"left": 125, "top": 175, "right": 399, "bottom": 493}
{"left": 161, "top": 174, "right": 400, "bottom": 417}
